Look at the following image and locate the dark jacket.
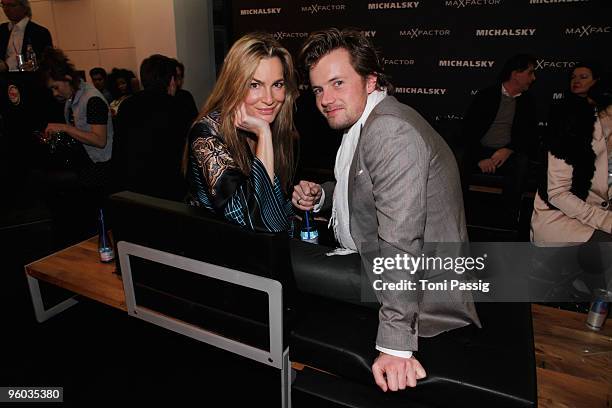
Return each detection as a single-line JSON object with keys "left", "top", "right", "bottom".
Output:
{"left": 462, "top": 83, "right": 537, "bottom": 155}
{"left": 0, "top": 20, "right": 52, "bottom": 61}
{"left": 112, "top": 89, "right": 193, "bottom": 201}
{"left": 175, "top": 88, "right": 199, "bottom": 124}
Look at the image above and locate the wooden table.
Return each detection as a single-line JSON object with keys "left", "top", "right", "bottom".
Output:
{"left": 24, "top": 238, "right": 611, "bottom": 406}
{"left": 532, "top": 304, "right": 612, "bottom": 408}
{"left": 24, "top": 236, "right": 124, "bottom": 322}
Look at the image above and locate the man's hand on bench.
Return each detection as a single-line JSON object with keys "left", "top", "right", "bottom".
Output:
{"left": 372, "top": 352, "right": 427, "bottom": 392}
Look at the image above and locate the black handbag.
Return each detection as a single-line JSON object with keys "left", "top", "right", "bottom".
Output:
{"left": 34, "top": 130, "right": 90, "bottom": 171}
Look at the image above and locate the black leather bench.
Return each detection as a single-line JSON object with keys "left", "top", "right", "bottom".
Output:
{"left": 109, "top": 191, "right": 536, "bottom": 408}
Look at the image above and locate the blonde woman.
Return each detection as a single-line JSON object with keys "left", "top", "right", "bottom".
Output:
{"left": 185, "top": 33, "right": 298, "bottom": 232}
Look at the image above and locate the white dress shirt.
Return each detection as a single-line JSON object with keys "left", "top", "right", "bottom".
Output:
{"left": 5, "top": 16, "right": 29, "bottom": 71}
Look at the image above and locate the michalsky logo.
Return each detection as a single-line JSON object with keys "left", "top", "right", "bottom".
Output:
{"left": 361, "top": 30, "right": 377, "bottom": 37}
{"left": 445, "top": 0, "right": 502, "bottom": 8}
{"left": 395, "top": 87, "right": 447, "bottom": 95}
{"left": 399, "top": 28, "right": 451, "bottom": 39}
{"left": 530, "top": 0, "right": 588, "bottom": 4}
{"left": 383, "top": 58, "right": 415, "bottom": 65}
{"left": 240, "top": 7, "right": 281, "bottom": 15}
{"left": 439, "top": 60, "right": 495, "bottom": 68}
{"left": 273, "top": 32, "right": 308, "bottom": 41}
{"left": 565, "top": 25, "right": 611, "bottom": 37}
{"left": 476, "top": 28, "right": 536, "bottom": 36}
{"left": 300, "top": 3, "right": 346, "bottom": 13}
{"left": 535, "top": 59, "right": 578, "bottom": 69}
{"left": 368, "top": 2, "right": 420, "bottom": 10}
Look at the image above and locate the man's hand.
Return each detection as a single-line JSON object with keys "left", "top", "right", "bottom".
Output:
{"left": 490, "top": 147, "right": 513, "bottom": 168}
{"left": 372, "top": 352, "right": 426, "bottom": 392}
{"left": 292, "top": 180, "right": 322, "bottom": 211}
{"left": 478, "top": 158, "right": 496, "bottom": 174}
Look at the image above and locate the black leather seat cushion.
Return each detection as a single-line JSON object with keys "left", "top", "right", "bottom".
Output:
{"left": 290, "top": 300, "right": 535, "bottom": 407}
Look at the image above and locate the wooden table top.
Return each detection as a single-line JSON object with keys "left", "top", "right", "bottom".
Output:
{"left": 24, "top": 236, "right": 125, "bottom": 311}
{"left": 532, "top": 304, "right": 611, "bottom": 408}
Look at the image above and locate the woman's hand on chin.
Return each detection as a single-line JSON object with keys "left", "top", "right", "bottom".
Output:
{"left": 234, "top": 103, "right": 271, "bottom": 139}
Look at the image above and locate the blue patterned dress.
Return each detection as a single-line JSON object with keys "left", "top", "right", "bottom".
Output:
{"left": 186, "top": 112, "right": 293, "bottom": 232}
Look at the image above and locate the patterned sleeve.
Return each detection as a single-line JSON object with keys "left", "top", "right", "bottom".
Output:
{"left": 189, "top": 121, "right": 290, "bottom": 232}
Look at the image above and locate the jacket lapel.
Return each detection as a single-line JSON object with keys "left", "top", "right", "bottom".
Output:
{"left": 347, "top": 124, "right": 363, "bottom": 213}
{"left": 0, "top": 24, "right": 10, "bottom": 58}
{"left": 21, "top": 21, "right": 31, "bottom": 55}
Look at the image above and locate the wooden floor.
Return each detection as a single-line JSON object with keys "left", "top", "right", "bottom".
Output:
{"left": 532, "top": 304, "right": 611, "bottom": 408}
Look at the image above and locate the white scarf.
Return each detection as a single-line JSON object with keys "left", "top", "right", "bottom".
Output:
{"left": 329, "top": 90, "right": 387, "bottom": 254}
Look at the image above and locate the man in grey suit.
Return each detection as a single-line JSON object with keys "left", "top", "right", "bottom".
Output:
{"left": 293, "top": 28, "right": 480, "bottom": 392}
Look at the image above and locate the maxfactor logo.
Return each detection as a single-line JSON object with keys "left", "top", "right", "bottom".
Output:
{"left": 438, "top": 60, "right": 495, "bottom": 68}
{"left": 535, "top": 59, "right": 578, "bottom": 69}
{"left": 368, "top": 1, "right": 419, "bottom": 9}
{"left": 240, "top": 7, "right": 281, "bottom": 15}
{"left": 476, "top": 28, "right": 536, "bottom": 36}
{"left": 300, "top": 3, "right": 346, "bottom": 13}
{"left": 395, "top": 87, "right": 447, "bottom": 95}
{"left": 399, "top": 28, "right": 451, "bottom": 39}
{"left": 273, "top": 32, "right": 308, "bottom": 41}
{"left": 565, "top": 25, "right": 611, "bottom": 37}
{"left": 445, "top": 0, "right": 501, "bottom": 7}
{"left": 530, "top": 0, "right": 588, "bottom": 4}
{"left": 383, "top": 58, "right": 415, "bottom": 65}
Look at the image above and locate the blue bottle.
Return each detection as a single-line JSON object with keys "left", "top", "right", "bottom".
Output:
{"left": 98, "top": 208, "right": 114, "bottom": 262}
{"left": 300, "top": 210, "right": 319, "bottom": 244}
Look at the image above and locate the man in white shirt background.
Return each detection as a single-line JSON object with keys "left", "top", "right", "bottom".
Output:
{"left": 0, "top": 0, "right": 52, "bottom": 72}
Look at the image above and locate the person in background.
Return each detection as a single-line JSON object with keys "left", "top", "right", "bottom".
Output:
{"left": 108, "top": 68, "right": 136, "bottom": 116}
{"left": 0, "top": 0, "right": 52, "bottom": 72}
{"left": 532, "top": 76, "right": 612, "bottom": 243}
{"left": 532, "top": 76, "right": 612, "bottom": 296}
{"left": 39, "top": 48, "right": 113, "bottom": 205}
{"left": 461, "top": 54, "right": 538, "bottom": 227}
{"left": 89, "top": 67, "right": 113, "bottom": 103}
{"left": 570, "top": 62, "right": 601, "bottom": 101}
{"left": 113, "top": 54, "right": 191, "bottom": 201}
{"left": 171, "top": 58, "right": 199, "bottom": 130}
{"left": 547, "top": 62, "right": 601, "bottom": 137}
{"left": 184, "top": 32, "right": 298, "bottom": 233}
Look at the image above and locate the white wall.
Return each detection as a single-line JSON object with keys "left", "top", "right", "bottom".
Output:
{"left": 131, "top": 0, "right": 177, "bottom": 71}
{"left": 2, "top": 0, "right": 138, "bottom": 77}
{"left": 173, "top": 0, "right": 215, "bottom": 107}
{"left": 2, "top": 0, "right": 214, "bottom": 103}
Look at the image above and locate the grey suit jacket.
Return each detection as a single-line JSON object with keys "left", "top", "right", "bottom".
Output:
{"left": 322, "top": 96, "right": 480, "bottom": 352}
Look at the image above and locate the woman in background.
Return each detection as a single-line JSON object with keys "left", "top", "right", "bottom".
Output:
{"left": 184, "top": 32, "right": 298, "bottom": 233}
{"left": 40, "top": 47, "right": 113, "bottom": 201}
{"left": 532, "top": 76, "right": 612, "bottom": 243}
{"left": 548, "top": 62, "right": 600, "bottom": 133}
{"left": 108, "top": 68, "right": 136, "bottom": 116}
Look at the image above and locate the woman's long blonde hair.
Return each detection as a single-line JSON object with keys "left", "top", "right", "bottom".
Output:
{"left": 193, "top": 32, "right": 298, "bottom": 192}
